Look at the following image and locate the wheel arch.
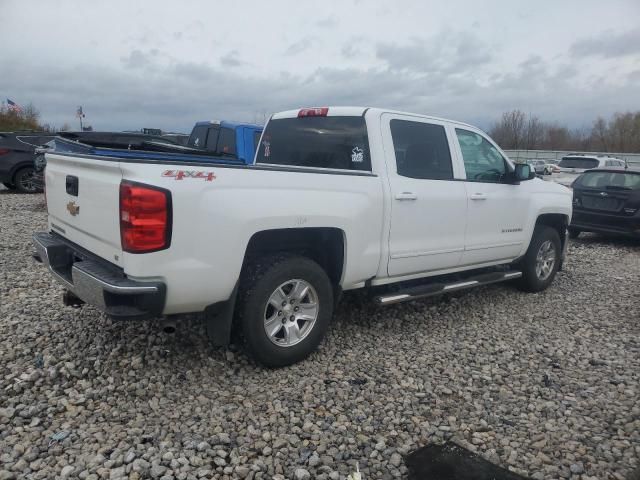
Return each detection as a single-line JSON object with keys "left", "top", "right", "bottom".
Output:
{"left": 535, "top": 213, "right": 569, "bottom": 249}
{"left": 9, "top": 160, "right": 35, "bottom": 180}
{"left": 242, "top": 227, "right": 347, "bottom": 287}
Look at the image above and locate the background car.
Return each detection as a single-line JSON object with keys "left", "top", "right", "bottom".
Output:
{"left": 569, "top": 167, "right": 640, "bottom": 238}
{"left": 552, "top": 154, "right": 626, "bottom": 187}
{"left": 527, "top": 159, "right": 548, "bottom": 175}
{"left": 0, "top": 132, "right": 55, "bottom": 193}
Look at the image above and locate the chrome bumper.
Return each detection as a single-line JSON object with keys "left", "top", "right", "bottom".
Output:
{"left": 33, "top": 232, "right": 165, "bottom": 318}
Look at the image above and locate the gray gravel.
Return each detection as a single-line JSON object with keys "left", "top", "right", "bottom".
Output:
{"left": 1, "top": 190, "right": 639, "bottom": 480}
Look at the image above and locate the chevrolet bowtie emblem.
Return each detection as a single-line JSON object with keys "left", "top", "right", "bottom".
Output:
{"left": 66, "top": 201, "right": 80, "bottom": 216}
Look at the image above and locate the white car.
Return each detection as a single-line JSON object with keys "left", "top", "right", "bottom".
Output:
{"left": 34, "top": 106, "right": 572, "bottom": 366}
{"left": 527, "top": 160, "right": 554, "bottom": 175}
{"left": 553, "top": 155, "right": 626, "bottom": 187}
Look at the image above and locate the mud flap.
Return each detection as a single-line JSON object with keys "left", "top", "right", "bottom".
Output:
{"left": 203, "top": 283, "right": 239, "bottom": 347}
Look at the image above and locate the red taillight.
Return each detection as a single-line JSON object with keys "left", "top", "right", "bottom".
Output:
{"left": 0, "top": 148, "right": 10, "bottom": 155}
{"left": 119, "top": 181, "right": 171, "bottom": 253}
{"left": 298, "top": 107, "right": 329, "bottom": 118}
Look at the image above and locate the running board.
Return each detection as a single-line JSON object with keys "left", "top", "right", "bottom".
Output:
{"left": 375, "top": 270, "right": 523, "bottom": 306}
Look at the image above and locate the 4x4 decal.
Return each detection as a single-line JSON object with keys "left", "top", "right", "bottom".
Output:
{"left": 162, "top": 170, "right": 216, "bottom": 181}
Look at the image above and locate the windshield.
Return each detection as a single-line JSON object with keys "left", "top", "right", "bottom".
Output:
{"left": 577, "top": 171, "right": 640, "bottom": 190}
{"left": 256, "top": 116, "right": 371, "bottom": 171}
{"left": 558, "top": 157, "right": 599, "bottom": 169}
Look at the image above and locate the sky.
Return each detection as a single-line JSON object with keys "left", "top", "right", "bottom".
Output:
{"left": 1, "top": 0, "right": 639, "bottom": 133}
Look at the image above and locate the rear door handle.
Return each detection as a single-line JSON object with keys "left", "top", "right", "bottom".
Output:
{"left": 470, "top": 193, "right": 487, "bottom": 200}
{"left": 395, "top": 192, "right": 418, "bottom": 201}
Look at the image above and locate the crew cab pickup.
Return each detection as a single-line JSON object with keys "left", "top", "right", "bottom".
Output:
{"left": 33, "top": 107, "right": 572, "bottom": 367}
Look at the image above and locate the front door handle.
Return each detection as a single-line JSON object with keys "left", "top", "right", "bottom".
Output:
{"left": 395, "top": 192, "right": 418, "bottom": 201}
{"left": 470, "top": 193, "right": 487, "bottom": 200}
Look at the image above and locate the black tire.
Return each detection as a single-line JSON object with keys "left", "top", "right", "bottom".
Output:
{"left": 238, "top": 254, "right": 333, "bottom": 367}
{"left": 13, "top": 167, "right": 41, "bottom": 193}
{"left": 515, "top": 225, "right": 561, "bottom": 293}
{"left": 568, "top": 227, "right": 581, "bottom": 239}
{"left": 2, "top": 182, "right": 16, "bottom": 190}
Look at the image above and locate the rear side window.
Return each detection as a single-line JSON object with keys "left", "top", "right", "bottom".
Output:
{"left": 217, "top": 127, "right": 236, "bottom": 155}
{"left": 390, "top": 120, "right": 453, "bottom": 180}
{"left": 256, "top": 116, "right": 371, "bottom": 171}
{"left": 188, "top": 125, "right": 209, "bottom": 148}
{"left": 577, "top": 171, "right": 640, "bottom": 190}
{"left": 558, "top": 157, "right": 599, "bottom": 169}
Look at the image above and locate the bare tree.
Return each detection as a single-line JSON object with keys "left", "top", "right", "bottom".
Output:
{"left": 591, "top": 117, "right": 609, "bottom": 152}
{"left": 524, "top": 115, "right": 544, "bottom": 150}
{"left": 491, "top": 110, "right": 640, "bottom": 153}
{"left": 489, "top": 110, "right": 526, "bottom": 149}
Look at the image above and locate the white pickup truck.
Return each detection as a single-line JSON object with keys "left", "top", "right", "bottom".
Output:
{"left": 34, "top": 107, "right": 572, "bottom": 366}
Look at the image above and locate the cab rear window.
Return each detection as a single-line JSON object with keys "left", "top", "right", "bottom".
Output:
{"left": 256, "top": 117, "right": 371, "bottom": 171}
{"left": 558, "top": 157, "right": 598, "bottom": 169}
{"left": 577, "top": 171, "right": 640, "bottom": 190}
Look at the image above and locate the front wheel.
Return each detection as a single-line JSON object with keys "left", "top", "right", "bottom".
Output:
{"left": 515, "top": 226, "right": 561, "bottom": 292}
{"left": 14, "top": 167, "right": 41, "bottom": 193}
{"left": 238, "top": 254, "right": 333, "bottom": 367}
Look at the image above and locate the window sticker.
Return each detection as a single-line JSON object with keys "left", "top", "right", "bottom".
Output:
{"left": 351, "top": 146, "right": 364, "bottom": 163}
{"left": 262, "top": 140, "right": 271, "bottom": 158}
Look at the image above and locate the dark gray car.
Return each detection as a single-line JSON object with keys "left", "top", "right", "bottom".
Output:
{"left": 0, "top": 132, "right": 54, "bottom": 193}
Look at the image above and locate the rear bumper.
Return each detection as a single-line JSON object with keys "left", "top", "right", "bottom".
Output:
{"left": 33, "top": 232, "right": 166, "bottom": 318}
{"left": 571, "top": 210, "right": 640, "bottom": 237}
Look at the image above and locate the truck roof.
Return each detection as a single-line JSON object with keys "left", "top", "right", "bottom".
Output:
{"left": 271, "top": 107, "right": 478, "bottom": 130}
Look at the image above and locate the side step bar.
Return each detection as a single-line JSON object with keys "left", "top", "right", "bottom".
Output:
{"left": 375, "top": 270, "right": 522, "bottom": 306}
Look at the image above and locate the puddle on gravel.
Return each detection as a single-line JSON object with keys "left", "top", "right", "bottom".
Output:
{"left": 406, "top": 443, "right": 529, "bottom": 480}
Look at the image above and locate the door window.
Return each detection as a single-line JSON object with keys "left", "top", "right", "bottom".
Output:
{"left": 390, "top": 120, "right": 453, "bottom": 180}
{"left": 455, "top": 129, "right": 507, "bottom": 182}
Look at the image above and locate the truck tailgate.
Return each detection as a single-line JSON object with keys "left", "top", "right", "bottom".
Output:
{"left": 45, "top": 153, "right": 123, "bottom": 266}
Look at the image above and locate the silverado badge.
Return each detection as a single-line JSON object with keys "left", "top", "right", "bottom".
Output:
{"left": 66, "top": 201, "right": 80, "bottom": 216}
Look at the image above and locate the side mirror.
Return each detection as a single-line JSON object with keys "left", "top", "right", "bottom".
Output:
{"left": 514, "top": 163, "right": 532, "bottom": 182}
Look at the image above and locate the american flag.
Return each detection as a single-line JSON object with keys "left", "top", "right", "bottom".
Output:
{"left": 7, "top": 99, "right": 22, "bottom": 113}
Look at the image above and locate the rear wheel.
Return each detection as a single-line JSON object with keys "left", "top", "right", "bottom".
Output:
{"left": 238, "top": 254, "right": 333, "bottom": 367}
{"left": 516, "top": 226, "right": 561, "bottom": 292}
{"left": 13, "top": 167, "right": 40, "bottom": 193}
{"left": 568, "top": 227, "right": 581, "bottom": 239}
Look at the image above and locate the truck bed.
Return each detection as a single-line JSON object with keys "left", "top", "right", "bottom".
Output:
{"left": 51, "top": 137, "right": 245, "bottom": 165}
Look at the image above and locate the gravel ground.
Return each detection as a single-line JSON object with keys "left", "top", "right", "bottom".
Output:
{"left": 1, "top": 190, "right": 638, "bottom": 480}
